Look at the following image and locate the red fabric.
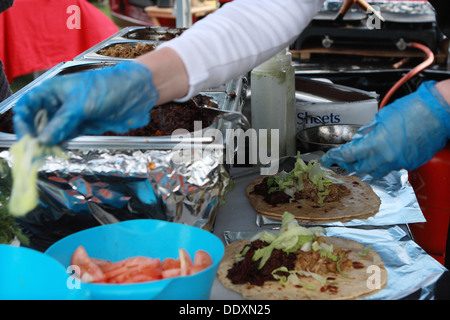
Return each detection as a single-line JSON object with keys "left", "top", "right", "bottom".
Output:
{"left": 0, "top": 0, "right": 119, "bottom": 82}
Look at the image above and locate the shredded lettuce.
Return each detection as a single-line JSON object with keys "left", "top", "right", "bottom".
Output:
{"left": 250, "top": 230, "right": 276, "bottom": 243}
{"left": 271, "top": 266, "right": 325, "bottom": 289}
{"left": 253, "top": 213, "right": 350, "bottom": 288}
{"left": 235, "top": 245, "right": 250, "bottom": 260}
{"left": 267, "top": 152, "right": 335, "bottom": 204}
{"left": 359, "top": 244, "right": 374, "bottom": 257}
{"left": 263, "top": 216, "right": 347, "bottom": 289}
{"left": 271, "top": 266, "right": 290, "bottom": 285}
{"left": 317, "top": 189, "right": 331, "bottom": 205}
{"left": 297, "top": 270, "right": 327, "bottom": 287}
{"left": 336, "top": 254, "right": 350, "bottom": 279}
{"left": 9, "top": 134, "right": 66, "bottom": 217}
{"left": 312, "top": 240, "right": 338, "bottom": 261}
{"left": 252, "top": 212, "right": 325, "bottom": 269}
{"left": 300, "top": 241, "right": 312, "bottom": 252}
{"left": 9, "top": 110, "right": 67, "bottom": 217}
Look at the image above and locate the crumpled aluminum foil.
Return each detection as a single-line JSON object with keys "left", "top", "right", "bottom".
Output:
{"left": 0, "top": 145, "right": 232, "bottom": 250}
{"left": 221, "top": 226, "right": 447, "bottom": 300}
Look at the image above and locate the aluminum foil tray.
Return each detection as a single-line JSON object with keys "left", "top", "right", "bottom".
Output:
{"left": 0, "top": 144, "right": 233, "bottom": 251}
{"left": 0, "top": 59, "right": 248, "bottom": 251}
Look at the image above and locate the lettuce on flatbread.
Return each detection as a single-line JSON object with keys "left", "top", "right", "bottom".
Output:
{"left": 218, "top": 213, "right": 387, "bottom": 300}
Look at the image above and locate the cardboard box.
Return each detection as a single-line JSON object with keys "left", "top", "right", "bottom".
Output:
{"left": 295, "top": 77, "right": 379, "bottom": 131}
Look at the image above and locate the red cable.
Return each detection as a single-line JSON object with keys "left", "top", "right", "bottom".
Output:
{"left": 379, "top": 42, "right": 435, "bottom": 109}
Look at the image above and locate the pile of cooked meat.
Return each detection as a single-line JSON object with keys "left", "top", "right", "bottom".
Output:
{"left": 226, "top": 240, "right": 297, "bottom": 286}
{"left": 104, "top": 95, "right": 219, "bottom": 137}
{"left": 0, "top": 95, "right": 219, "bottom": 137}
{"left": 227, "top": 238, "right": 353, "bottom": 286}
{"left": 97, "top": 43, "right": 157, "bottom": 58}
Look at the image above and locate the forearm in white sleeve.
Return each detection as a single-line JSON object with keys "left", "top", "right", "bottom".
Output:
{"left": 157, "top": 0, "right": 325, "bottom": 101}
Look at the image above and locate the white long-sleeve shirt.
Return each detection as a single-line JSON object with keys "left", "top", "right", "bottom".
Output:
{"left": 158, "top": 0, "right": 325, "bottom": 101}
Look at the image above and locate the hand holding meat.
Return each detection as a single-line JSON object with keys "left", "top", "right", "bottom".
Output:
{"left": 13, "top": 61, "right": 158, "bottom": 146}
{"left": 320, "top": 81, "right": 450, "bottom": 178}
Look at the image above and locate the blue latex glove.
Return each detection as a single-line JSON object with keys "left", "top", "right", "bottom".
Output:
{"left": 13, "top": 61, "right": 158, "bottom": 146}
{"left": 320, "top": 81, "right": 450, "bottom": 178}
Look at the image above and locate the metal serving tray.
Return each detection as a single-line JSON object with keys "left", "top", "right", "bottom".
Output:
{"left": 73, "top": 27, "right": 187, "bottom": 62}
{"left": 74, "top": 40, "right": 160, "bottom": 61}
{"left": 117, "top": 26, "right": 187, "bottom": 41}
{"left": 109, "top": 26, "right": 187, "bottom": 42}
{"left": 0, "top": 60, "right": 247, "bottom": 150}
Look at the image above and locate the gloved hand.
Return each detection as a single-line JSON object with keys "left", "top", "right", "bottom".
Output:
{"left": 320, "top": 81, "right": 450, "bottom": 178}
{"left": 13, "top": 61, "right": 158, "bottom": 146}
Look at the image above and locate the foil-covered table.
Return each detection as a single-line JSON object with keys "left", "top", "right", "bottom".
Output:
{"left": 212, "top": 226, "right": 446, "bottom": 300}
{"left": 210, "top": 158, "right": 448, "bottom": 300}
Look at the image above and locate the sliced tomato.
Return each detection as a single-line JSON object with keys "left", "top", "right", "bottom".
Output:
{"left": 103, "top": 265, "right": 129, "bottom": 281}
{"left": 193, "top": 250, "right": 213, "bottom": 268}
{"left": 90, "top": 257, "right": 112, "bottom": 268}
{"left": 70, "top": 247, "right": 212, "bottom": 284}
{"left": 70, "top": 246, "right": 105, "bottom": 283}
{"left": 161, "top": 257, "right": 180, "bottom": 271}
{"left": 106, "top": 271, "right": 129, "bottom": 284}
{"left": 190, "top": 251, "right": 212, "bottom": 275}
{"left": 138, "top": 258, "right": 162, "bottom": 280}
{"left": 121, "top": 256, "right": 154, "bottom": 267}
{"left": 99, "top": 260, "right": 126, "bottom": 273}
{"left": 128, "top": 274, "right": 160, "bottom": 283}
{"left": 189, "top": 265, "right": 205, "bottom": 275}
{"left": 179, "top": 249, "right": 193, "bottom": 276}
{"left": 162, "top": 268, "right": 181, "bottom": 279}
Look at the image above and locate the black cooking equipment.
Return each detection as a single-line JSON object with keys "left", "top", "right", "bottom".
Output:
{"left": 292, "top": 1, "right": 448, "bottom": 65}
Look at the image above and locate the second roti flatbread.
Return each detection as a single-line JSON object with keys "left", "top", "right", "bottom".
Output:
{"left": 218, "top": 237, "right": 388, "bottom": 300}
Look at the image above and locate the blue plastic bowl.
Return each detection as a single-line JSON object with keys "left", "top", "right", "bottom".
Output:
{"left": 0, "top": 244, "right": 89, "bottom": 300}
{"left": 45, "top": 219, "right": 225, "bottom": 300}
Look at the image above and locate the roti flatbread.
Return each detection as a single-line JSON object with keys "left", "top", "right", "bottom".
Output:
{"left": 218, "top": 237, "right": 388, "bottom": 300}
{"left": 246, "top": 175, "right": 381, "bottom": 223}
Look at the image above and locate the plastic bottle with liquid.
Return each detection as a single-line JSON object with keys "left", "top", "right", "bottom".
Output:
{"left": 279, "top": 49, "right": 296, "bottom": 156}
{"left": 251, "top": 49, "right": 296, "bottom": 159}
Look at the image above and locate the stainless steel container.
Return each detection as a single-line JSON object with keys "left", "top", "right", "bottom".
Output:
{"left": 75, "top": 41, "right": 159, "bottom": 61}
{"left": 73, "top": 26, "right": 186, "bottom": 62}
{"left": 296, "top": 123, "right": 361, "bottom": 153}
{"left": 0, "top": 60, "right": 247, "bottom": 146}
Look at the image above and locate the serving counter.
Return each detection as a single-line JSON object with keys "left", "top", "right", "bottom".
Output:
{"left": 210, "top": 161, "right": 450, "bottom": 300}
